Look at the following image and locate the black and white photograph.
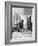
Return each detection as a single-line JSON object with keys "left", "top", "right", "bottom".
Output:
{"left": 10, "top": 7, "right": 33, "bottom": 42}
{"left": 5, "top": 2, "right": 37, "bottom": 44}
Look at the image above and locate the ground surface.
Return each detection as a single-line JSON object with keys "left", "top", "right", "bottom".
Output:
{"left": 10, "top": 30, "right": 32, "bottom": 42}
